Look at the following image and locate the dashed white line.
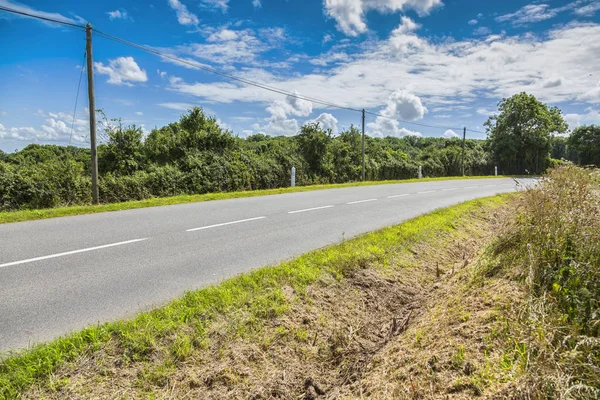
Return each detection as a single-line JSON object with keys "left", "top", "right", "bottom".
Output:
{"left": 417, "top": 190, "right": 436, "bottom": 194}
{"left": 442, "top": 188, "right": 459, "bottom": 191}
{"left": 347, "top": 199, "right": 378, "bottom": 205}
{"left": 0, "top": 238, "right": 149, "bottom": 269}
{"left": 187, "top": 216, "right": 266, "bottom": 232}
{"left": 288, "top": 205, "right": 334, "bottom": 214}
{"left": 387, "top": 194, "right": 410, "bottom": 199}
{"left": 464, "top": 186, "right": 479, "bottom": 189}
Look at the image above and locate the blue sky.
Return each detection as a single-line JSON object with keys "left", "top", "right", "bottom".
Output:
{"left": 1, "top": 0, "right": 600, "bottom": 152}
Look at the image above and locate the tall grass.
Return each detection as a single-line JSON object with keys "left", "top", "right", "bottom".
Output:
{"left": 480, "top": 166, "right": 600, "bottom": 398}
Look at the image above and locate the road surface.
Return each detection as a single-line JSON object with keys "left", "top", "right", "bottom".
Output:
{"left": 0, "top": 178, "right": 527, "bottom": 352}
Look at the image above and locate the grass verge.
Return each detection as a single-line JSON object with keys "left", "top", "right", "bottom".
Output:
{"left": 1, "top": 194, "right": 511, "bottom": 399}
{"left": 0, "top": 175, "right": 510, "bottom": 224}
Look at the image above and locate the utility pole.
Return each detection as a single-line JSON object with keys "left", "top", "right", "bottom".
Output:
{"left": 361, "top": 109, "right": 365, "bottom": 182}
{"left": 86, "top": 23, "right": 99, "bottom": 204}
{"left": 461, "top": 127, "right": 466, "bottom": 176}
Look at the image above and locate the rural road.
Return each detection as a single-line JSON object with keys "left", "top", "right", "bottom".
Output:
{"left": 0, "top": 178, "right": 529, "bottom": 352}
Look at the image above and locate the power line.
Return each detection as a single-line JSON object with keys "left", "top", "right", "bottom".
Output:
{"left": 0, "top": 5, "right": 85, "bottom": 30}
{"left": 0, "top": 4, "right": 486, "bottom": 135}
{"left": 69, "top": 51, "right": 87, "bottom": 146}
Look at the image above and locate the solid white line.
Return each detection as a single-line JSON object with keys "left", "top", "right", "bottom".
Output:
{"left": 187, "top": 216, "right": 266, "bottom": 232}
{"left": 347, "top": 199, "right": 378, "bottom": 205}
{"left": 417, "top": 191, "right": 436, "bottom": 194}
{"left": 442, "top": 188, "right": 459, "bottom": 191}
{"left": 288, "top": 205, "right": 334, "bottom": 214}
{"left": 0, "top": 238, "right": 148, "bottom": 269}
{"left": 387, "top": 194, "right": 410, "bottom": 199}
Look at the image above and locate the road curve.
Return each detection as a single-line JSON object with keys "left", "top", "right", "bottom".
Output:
{"left": 0, "top": 178, "right": 528, "bottom": 352}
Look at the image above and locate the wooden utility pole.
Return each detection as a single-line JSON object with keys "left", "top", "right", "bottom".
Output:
{"left": 361, "top": 109, "right": 365, "bottom": 181}
{"left": 461, "top": 127, "right": 466, "bottom": 176}
{"left": 86, "top": 23, "right": 99, "bottom": 204}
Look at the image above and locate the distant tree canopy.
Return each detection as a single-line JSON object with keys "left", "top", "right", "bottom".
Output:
{"left": 5, "top": 96, "right": 599, "bottom": 212}
{"left": 485, "top": 92, "right": 568, "bottom": 175}
{"left": 567, "top": 125, "right": 600, "bottom": 167}
{"left": 0, "top": 107, "right": 495, "bottom": 211}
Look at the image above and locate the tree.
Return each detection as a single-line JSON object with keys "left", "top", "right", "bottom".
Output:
{"left": 485, "top": 93, "right": 568, "bottom": 174}
{"left": 98, "top": 122, "right": 145, "bottom": 175}
{"left": 296, "top": 123, "right": 332, "bottom": 179}
{"left": 567, "top": 125, "right": 600, "bottom": 166}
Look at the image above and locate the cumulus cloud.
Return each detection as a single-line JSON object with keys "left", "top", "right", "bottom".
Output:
{"left": 253, "top": 0, "right": 262, "bottom": 8}
{"left": 324, "top": 0, "right": 443, "bottom": 36}
{"left": 565, "top": 107, "right": 600, "bottom": 129}
{"left": 367, "top": 90, "right": 425, "bottom": 137}
{"left": 468, "top": 19, "right": 478, "bottom": 25}
{"left": 443, "top": 129, "right": 459, "bottom": 138}
{"left": 107, "top": 9, "right": 131, "bottom": 21}
{"left": 256, "top": 93, "right": 314, "bottom": 136}
{"left": 168, "top": 0, "right": 199, "bottom": 26}
{"left": 95, "top": 57, "right": 148, "bottom": 86}
{"left": 0, "top": 110, "right": 89, "bottom": 143}
{"left": 166, "top": 20, "right": 600, "bottom": 121}
{"left": 307, "top": 113, "right": 339, "bottom": 134}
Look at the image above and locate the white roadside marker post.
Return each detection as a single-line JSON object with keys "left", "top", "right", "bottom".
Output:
{"left": 495, "top": 166, "right": 498, "bottom": 177}
{"left": 418, "top": 166, "right": 422, "bottom": 179}
{"left": 291, "top": 167, "right": 296, "bottom": 187}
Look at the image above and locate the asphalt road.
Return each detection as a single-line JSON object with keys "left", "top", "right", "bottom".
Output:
{"left": 0, "top": 178, "right": 528, "bottom": 352}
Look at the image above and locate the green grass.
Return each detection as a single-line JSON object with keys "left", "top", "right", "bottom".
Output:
{"left": 0, "top": 195, "right": 509, "bottom": 399}
{"left": 0, "top": 175, "right": 510, "bottom": 224}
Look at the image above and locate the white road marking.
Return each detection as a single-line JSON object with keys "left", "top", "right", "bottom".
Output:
{"left": 0, "top": 238, "right": 148, "bottom": 269}
{"left": 387, "top": 194, "right": 410, "bottom": 199}
{"left": 417, "top": 191, "right": 436, "bottom": 194}
{"left": 187, "top": 216, "right": 266, "bottom": 231}
{"left": 347, "top": 199, "right": 378, "bottom": 205}
{"left": 287, "top": 205, "right": 334, "bottom": 214}
{"left": 442, "top": 188, "right": 459, "bottom": 191}
{"left": 464, "top": 186, "right": 479, "bottom": 189}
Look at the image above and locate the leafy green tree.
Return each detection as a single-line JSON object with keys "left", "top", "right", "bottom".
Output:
{"left": 98, "top": 123, "right": 145, "bottom": 175}
{"left": 485, "top": 92, "right": 568, "bottom": 174}
{"left": 567, "top": 125, "right": 600, "bottom": 166}
{"left": 296, "top": 123, "right": 332, "bottom": 179}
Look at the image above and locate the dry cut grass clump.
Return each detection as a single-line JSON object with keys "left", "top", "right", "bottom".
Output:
{"left": 476, "top": 165, "right": 600, "bottom": 399}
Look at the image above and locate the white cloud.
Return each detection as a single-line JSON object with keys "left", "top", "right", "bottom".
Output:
{"left": 166, "top": 22, "right": 600, "bottom": 120}
{"left": 307, "top": 113, "right": 339, "bottom": 134}
{"left": 136, "top": 111, "right": 144, "bottom": 116}
{"left": 476, "top": 108, "right": 495, "bottom": 116}
{"left": 443, "top": 129, "right": 459, "bottom": 138}
{"left": 253, "top": 0, "right": 262, "bottom": 8}
{"left": 158, "top": 102, "right": 196, "bottom": 111}
{"left": 573, "top": 1, "right": 600, "bottom": 16}
{"left": 496, "top": 4, "right": 559, "bottom": 26}
{"left": 324, "top": 0, "right": 443, "bottom": 36}
{"left": 107, "top": 9, "right": 131, "bottom": 21}
{"left": 163, "top": 26, "right": 286, "bottom": 66}
{"left": 468, "top": 19, "right": 478, "bottom": 25}
{"left": 323, "top": 34, "right": 333, "bottom": 44}
{"left": 95, "top": 57, "right": 148, "bottom": 86}
{"left": 168, "top": 0, "right": 199, "bottom": 26}
{"left": 367, "top": 90, "right": 425, "bottom": 137}
{"left": 473, "top": 26, "right": 491, "bottom": 36}
{"left": 200, "top": 0, "right": 229, "bottom": 13}
{"left": 0, "top": 110, "right": 89, "bottom": 143}
{"left": 565, "top": 107, "right": 600, "bottom": 129}
{"left": 0, "top": 0, "right": 81, "bottom": 26}
{"left": 256, "top": 93, "right": 314, "bottom": 136}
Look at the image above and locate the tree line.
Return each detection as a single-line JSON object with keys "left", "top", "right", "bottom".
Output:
{"left": 0, "top": 92, "right": 598, "bottom": 211}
